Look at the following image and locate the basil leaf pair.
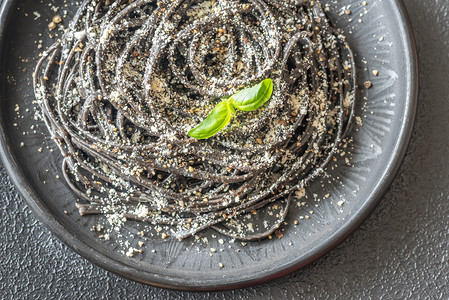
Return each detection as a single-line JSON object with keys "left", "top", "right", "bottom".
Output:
{"left": 188, "top": 79, "right": 273, "bottom": 140}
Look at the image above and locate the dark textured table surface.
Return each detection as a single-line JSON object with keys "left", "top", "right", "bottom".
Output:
{"left": 0, "top": 0, "right": 447, "bottom": 298}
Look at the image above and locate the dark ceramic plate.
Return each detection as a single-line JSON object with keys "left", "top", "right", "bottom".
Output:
{"left": 0, "top": 0, "right": 417, "bottom": 291}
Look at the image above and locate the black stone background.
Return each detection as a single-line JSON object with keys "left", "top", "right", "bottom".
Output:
{"left": 1, "top": 0, "right": 448, "bottom": 298}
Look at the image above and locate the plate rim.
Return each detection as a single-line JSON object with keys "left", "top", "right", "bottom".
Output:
{"left": 0, "top": 0, "right": 418, "bottom": 291}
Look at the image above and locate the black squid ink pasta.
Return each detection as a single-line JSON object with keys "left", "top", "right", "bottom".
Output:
{"left": 34, "top": 0, "right": 356, "bottom": 241}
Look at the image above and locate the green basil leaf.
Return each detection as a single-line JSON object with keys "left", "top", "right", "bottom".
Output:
{"left": 229, "top": 78, "right": 273, "bottom": 112}
{"left": 188, "top": 100, "right": 234, "bottom": 139}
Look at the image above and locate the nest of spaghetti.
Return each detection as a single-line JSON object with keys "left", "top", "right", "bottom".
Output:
{"left": 34, "top": 0, "right": 355, "bottom": 241}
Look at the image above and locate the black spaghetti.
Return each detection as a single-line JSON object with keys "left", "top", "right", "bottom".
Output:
{"left": 34, "top": 0, "right": 356, "bottom": 241}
